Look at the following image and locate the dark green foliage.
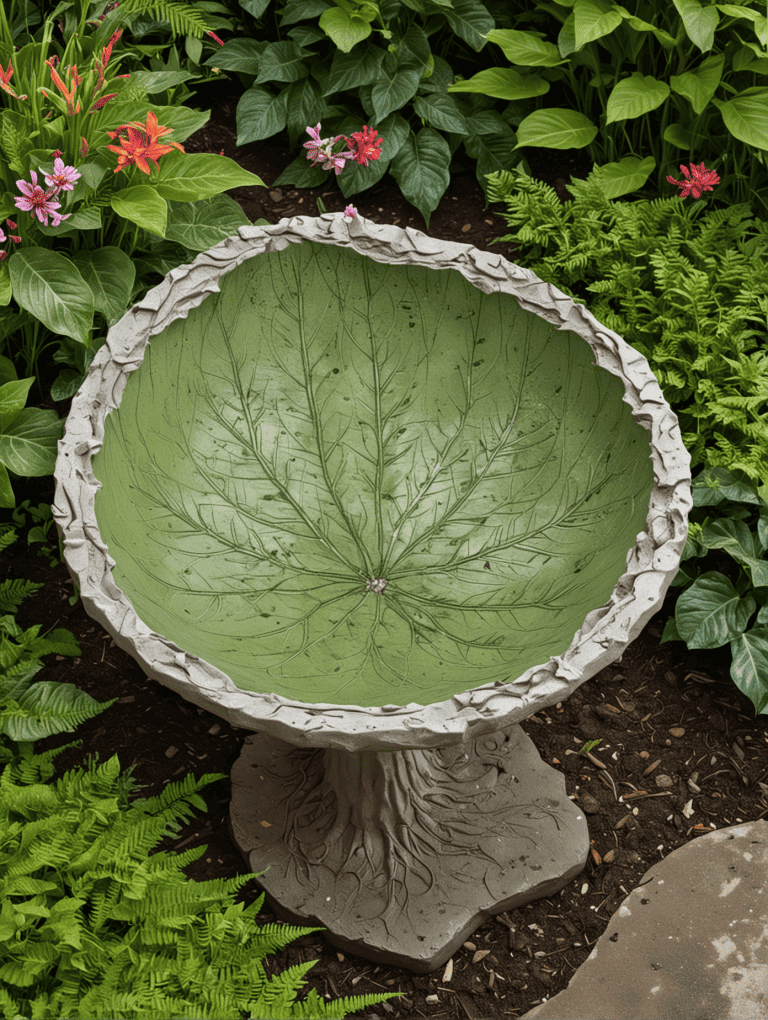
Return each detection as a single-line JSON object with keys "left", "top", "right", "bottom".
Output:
{"left": 487, "top": 167, "right": 768, "bottom": 484}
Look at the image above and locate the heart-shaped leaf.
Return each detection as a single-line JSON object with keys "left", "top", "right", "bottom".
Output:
{"left": 675, "top": 571, "right": 756, "bottom": 649}
{"left": 8, "top": 249, "right": 94, "bottom": 343}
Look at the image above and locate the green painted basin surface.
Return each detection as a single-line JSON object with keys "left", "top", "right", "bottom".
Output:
{"left": 92, "top": 240, "right": 654, "bottom": 708}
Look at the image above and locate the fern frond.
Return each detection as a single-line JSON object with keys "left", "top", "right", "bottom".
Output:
{"left": 106, "top": 0, "right": 213, "bottom": 37}
{"left": 0, "top": 579, "right": 43, "bottom": 614}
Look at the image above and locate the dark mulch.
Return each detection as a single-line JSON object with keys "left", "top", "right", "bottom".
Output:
{"left": 6, "top": 82, "right": 768, "bottom": 1019}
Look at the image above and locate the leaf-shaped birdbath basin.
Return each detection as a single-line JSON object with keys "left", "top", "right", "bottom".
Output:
{"left": 55, "top": 215, "right": 691, "bottom": 972}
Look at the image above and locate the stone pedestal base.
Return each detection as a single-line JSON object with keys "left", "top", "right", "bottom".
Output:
{"left": 229, "top": 725, "right": 587, "bottom": 973}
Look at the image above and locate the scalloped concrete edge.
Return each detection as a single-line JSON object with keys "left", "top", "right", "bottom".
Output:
{"left": 53, "top": 213, "right": 692, "bottom": 753}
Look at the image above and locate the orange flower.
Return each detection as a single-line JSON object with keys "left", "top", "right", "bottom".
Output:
{"left": 0, "top": 59, "right": 27, "bottom": 100}
{"left": 43, "top": 58, "right": 82, "bottom": 115}
{"left": 106, "top": 110, "right": 185, "bottom": 175}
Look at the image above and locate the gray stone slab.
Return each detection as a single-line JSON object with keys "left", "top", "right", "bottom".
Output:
{"left": 524, "top": 821, "right": 768, "bottom": 1019}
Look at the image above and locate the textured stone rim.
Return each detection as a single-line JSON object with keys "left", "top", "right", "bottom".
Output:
{"left": 53, "top": 214, "right": 692, "bottom": 752}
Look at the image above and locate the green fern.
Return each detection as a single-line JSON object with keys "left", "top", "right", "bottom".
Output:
{"left": 0, "top": 579, "right": 42, "bottom": 614}
{"left": 98, "top": 0, "right": 214, "bottom": 38}
{"left": 487, "top": 169, "right": 768, "bottom": 483}
{"left": 0, "top": 751, "right": 401, "bottom": 1019}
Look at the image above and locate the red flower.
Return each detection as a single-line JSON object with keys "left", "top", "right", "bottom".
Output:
{"left": 206, "top": 30, "right": 225, "bottom": 46}
{"left": 106, "top": 110, "right": 184, "bottom": 174}
{"left": 44, "top": 58, "right": 82, "bottom": 115}
{"left": 346, "top": 125, "right": 382, "bottom": 167}
{"left": 666, "top": 162, "right": 720, "bottom": 200}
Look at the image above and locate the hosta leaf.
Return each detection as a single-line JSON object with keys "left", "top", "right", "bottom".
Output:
{"left": 512, "top": 108, "right": 598, "bottom": 150}
{"left": 165, "top": 196, "right": 251, "bottom": 251}
{"left": 674, "top": 571, "right": 756, "bottom": 649}
{"left": 111, "top": 186, "right": 167, "bottom": 239}
{"left": 0, "top": 408, "right": 63, "bottom": 478}
{"left": 730, "top": 626, "right": 768, "bottom": 714}
{"left": 92, "top": 242, "right": 654, "bottom": 709}
{"left": 8, "top": 249, "right": 94, "bottom": 344}
{"left": 389, "top": 127, "right": 451, "bottom": 227}
{"left": 236, "top": 86, "right": 289, "bottom": 144}
{"left": 155, "top": 153, "right": 266, "bottom": 202}
{"left": 72, "top": 247, "right": 136, "bottom": 327}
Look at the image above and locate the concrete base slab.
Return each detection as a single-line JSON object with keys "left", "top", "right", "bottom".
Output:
{"left": 229, "top": 724, "right": 588, "bottom": 973}
{"left": 524, "top": 820, "right": 768, "bottom": 1019}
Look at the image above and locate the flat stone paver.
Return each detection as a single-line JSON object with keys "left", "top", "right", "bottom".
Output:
{"left": 523, "top": 821, "right": 768, "bottom": 1019}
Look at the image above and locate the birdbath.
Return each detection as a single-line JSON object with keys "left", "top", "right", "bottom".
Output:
{"left": 54, "top": 214, "right": 691, "bottom": 973}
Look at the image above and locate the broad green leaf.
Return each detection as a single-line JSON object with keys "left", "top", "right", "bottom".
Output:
{"left": 203, "top": 37, "right": 265, "bottom": 72}
{"left": 319, "top": 7, "right": 374, "bottom": 52}
{"left": 419, "top": 55, "right": 455, "bottom": 95}
{"left": 613, "top": 6, "right": 676, "bottom": 49}
{"left": 675, "top": 571, "right": 755, "bottom": 649}
{"left": 698, "top": 518, "right": 758, "bottom": 561}
{"left": 670, "top": 52, "right": 725, "bottom": 115}
{"left": 279, "top": 0, "right": 332, "bottom": 25}
{"left": 413, "top": 93, "right": 468, "bottom": 134}
{"left": 111, "top": 186, "right": 168, "bottom": 239}
{"left": 0, "top": 462, "right": 14, "bottom": 508}
{"left": 400, "top": 23, "right": 431, "bottom": 68}
{"left": 0, "top": 356, "right": 16, "bottom": 386}
{"left": 130, "top": 70, "right": 197, "bottom": 92}
{"left": 325, "top": 41, "right": 387, "bottom": 94}
{"left": 239, "top": 0, "right": 271, "bottom": 16}
{"left": 273, "top": 154, "right": 328, "bottom": 188}
{"left": 663, "top": 122, "right": 707, "bottom": 148}
{"left": 730, "top": 626, "right": 768, "bottom": 714}
{"left": 0, "top": 378, "right": 33, "bottom": 432}
{"left": 673, "top": 0, "right": 719, "bottom": 52}
{"left": 51, "top": 369, "right": 86, "bottom": 402}
{"left": 605, "top": 72, "right": 670, "bottom": 124}
{"left": 236, "top": 86, "right": 289, "bottom": 144}
{"left": 0, "top": 408, "right": 63, "bottom": 477}
{"left": 513, "top": 109, "right": 597, "bottom": 150}
{"left": 660, "top": 615, "right": 683, "bottom": 643}
{"left": 285, "top": 77, "right": 326, "bottom": 143}
{"left": 758, "top": 515, "right": 768, "bottom": 554}
{"left": 573, "top": 0, "right": 624, "bottom": 48}
{"left": 692, "top": 466, "right": 761, "bottom": 507}
{"left": 583, "top": 156, "right": 656, "bottom": 199}
{"left": 255, "top": 40, "right": 310, "bottom": 84}
{"left": 71, "top": 248, "right": 136, "bottom": 327}
{"left": 484, "top": 28, "right": 566, "bottom": 67}
{"left": 37, "top": 206, "right": 103, "bottom": 236}
{"left": 92, "top": 241, "right": 655, "bottom": 709}
{"left": 711, "top": 91, "right": 768, "bottom": 152}
{"left": 448, "top": 68, "right": 549, "bottom": 101}
{"left": 389, "top": 127, "right": 451, "bottom": 226}
{"left": 165, "top": 195, "right": 251, "bottom": 251}
{"left": 371, "top": 52, "right": 422, "bottom": 123}
{"left": 8, "top": 249, "right": 94, "bottom": 343}
{"left": 441, "top": 0, "right": 494, "bottom": 52}
{"left": 155, "top": 153, "right": 266, "bottom": 202}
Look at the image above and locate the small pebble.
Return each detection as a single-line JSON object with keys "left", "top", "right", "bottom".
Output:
{"left": 603, "top": 849, "right": 617, "bottom": 864}
{"left": 655, "top": 774, "right": 674, "bottom": 788}
{"left": 669, "top": 726, "right": 685, "bottom": 737}
{"left": 165, "top": 746, "right": 179, "bottom": 758}
{"left": 461, "top": 223, "right": 472, "bottom": 232}
{"left": 473, "top": 950, "right": 491, "bottom": 964}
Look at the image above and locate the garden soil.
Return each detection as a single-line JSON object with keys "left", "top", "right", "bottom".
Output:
{"left": 7, "top": 84, "right": 768, "bottom": 1019}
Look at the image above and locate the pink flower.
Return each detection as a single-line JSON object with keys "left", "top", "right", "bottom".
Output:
{"left": 343, "top": 204, "right": 357, "bottom": 220}
{"left": 303, "top": 123, "right": 353, "bottom": 175}
{"left": 14, "top": 170, "right": 66, "bottom": 226}
{"left": 44, "top": 157, "right": 81, "bottom": 192}
{"left": 666, "top": 162, "right": 720, "bottom": 200}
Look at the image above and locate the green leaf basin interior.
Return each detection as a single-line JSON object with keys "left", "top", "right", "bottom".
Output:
{"left": 55, "top": 216, "right": 691, "bottom": 750}
{"left": 92, "top": 234, "right": 651, "bottom": 709}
